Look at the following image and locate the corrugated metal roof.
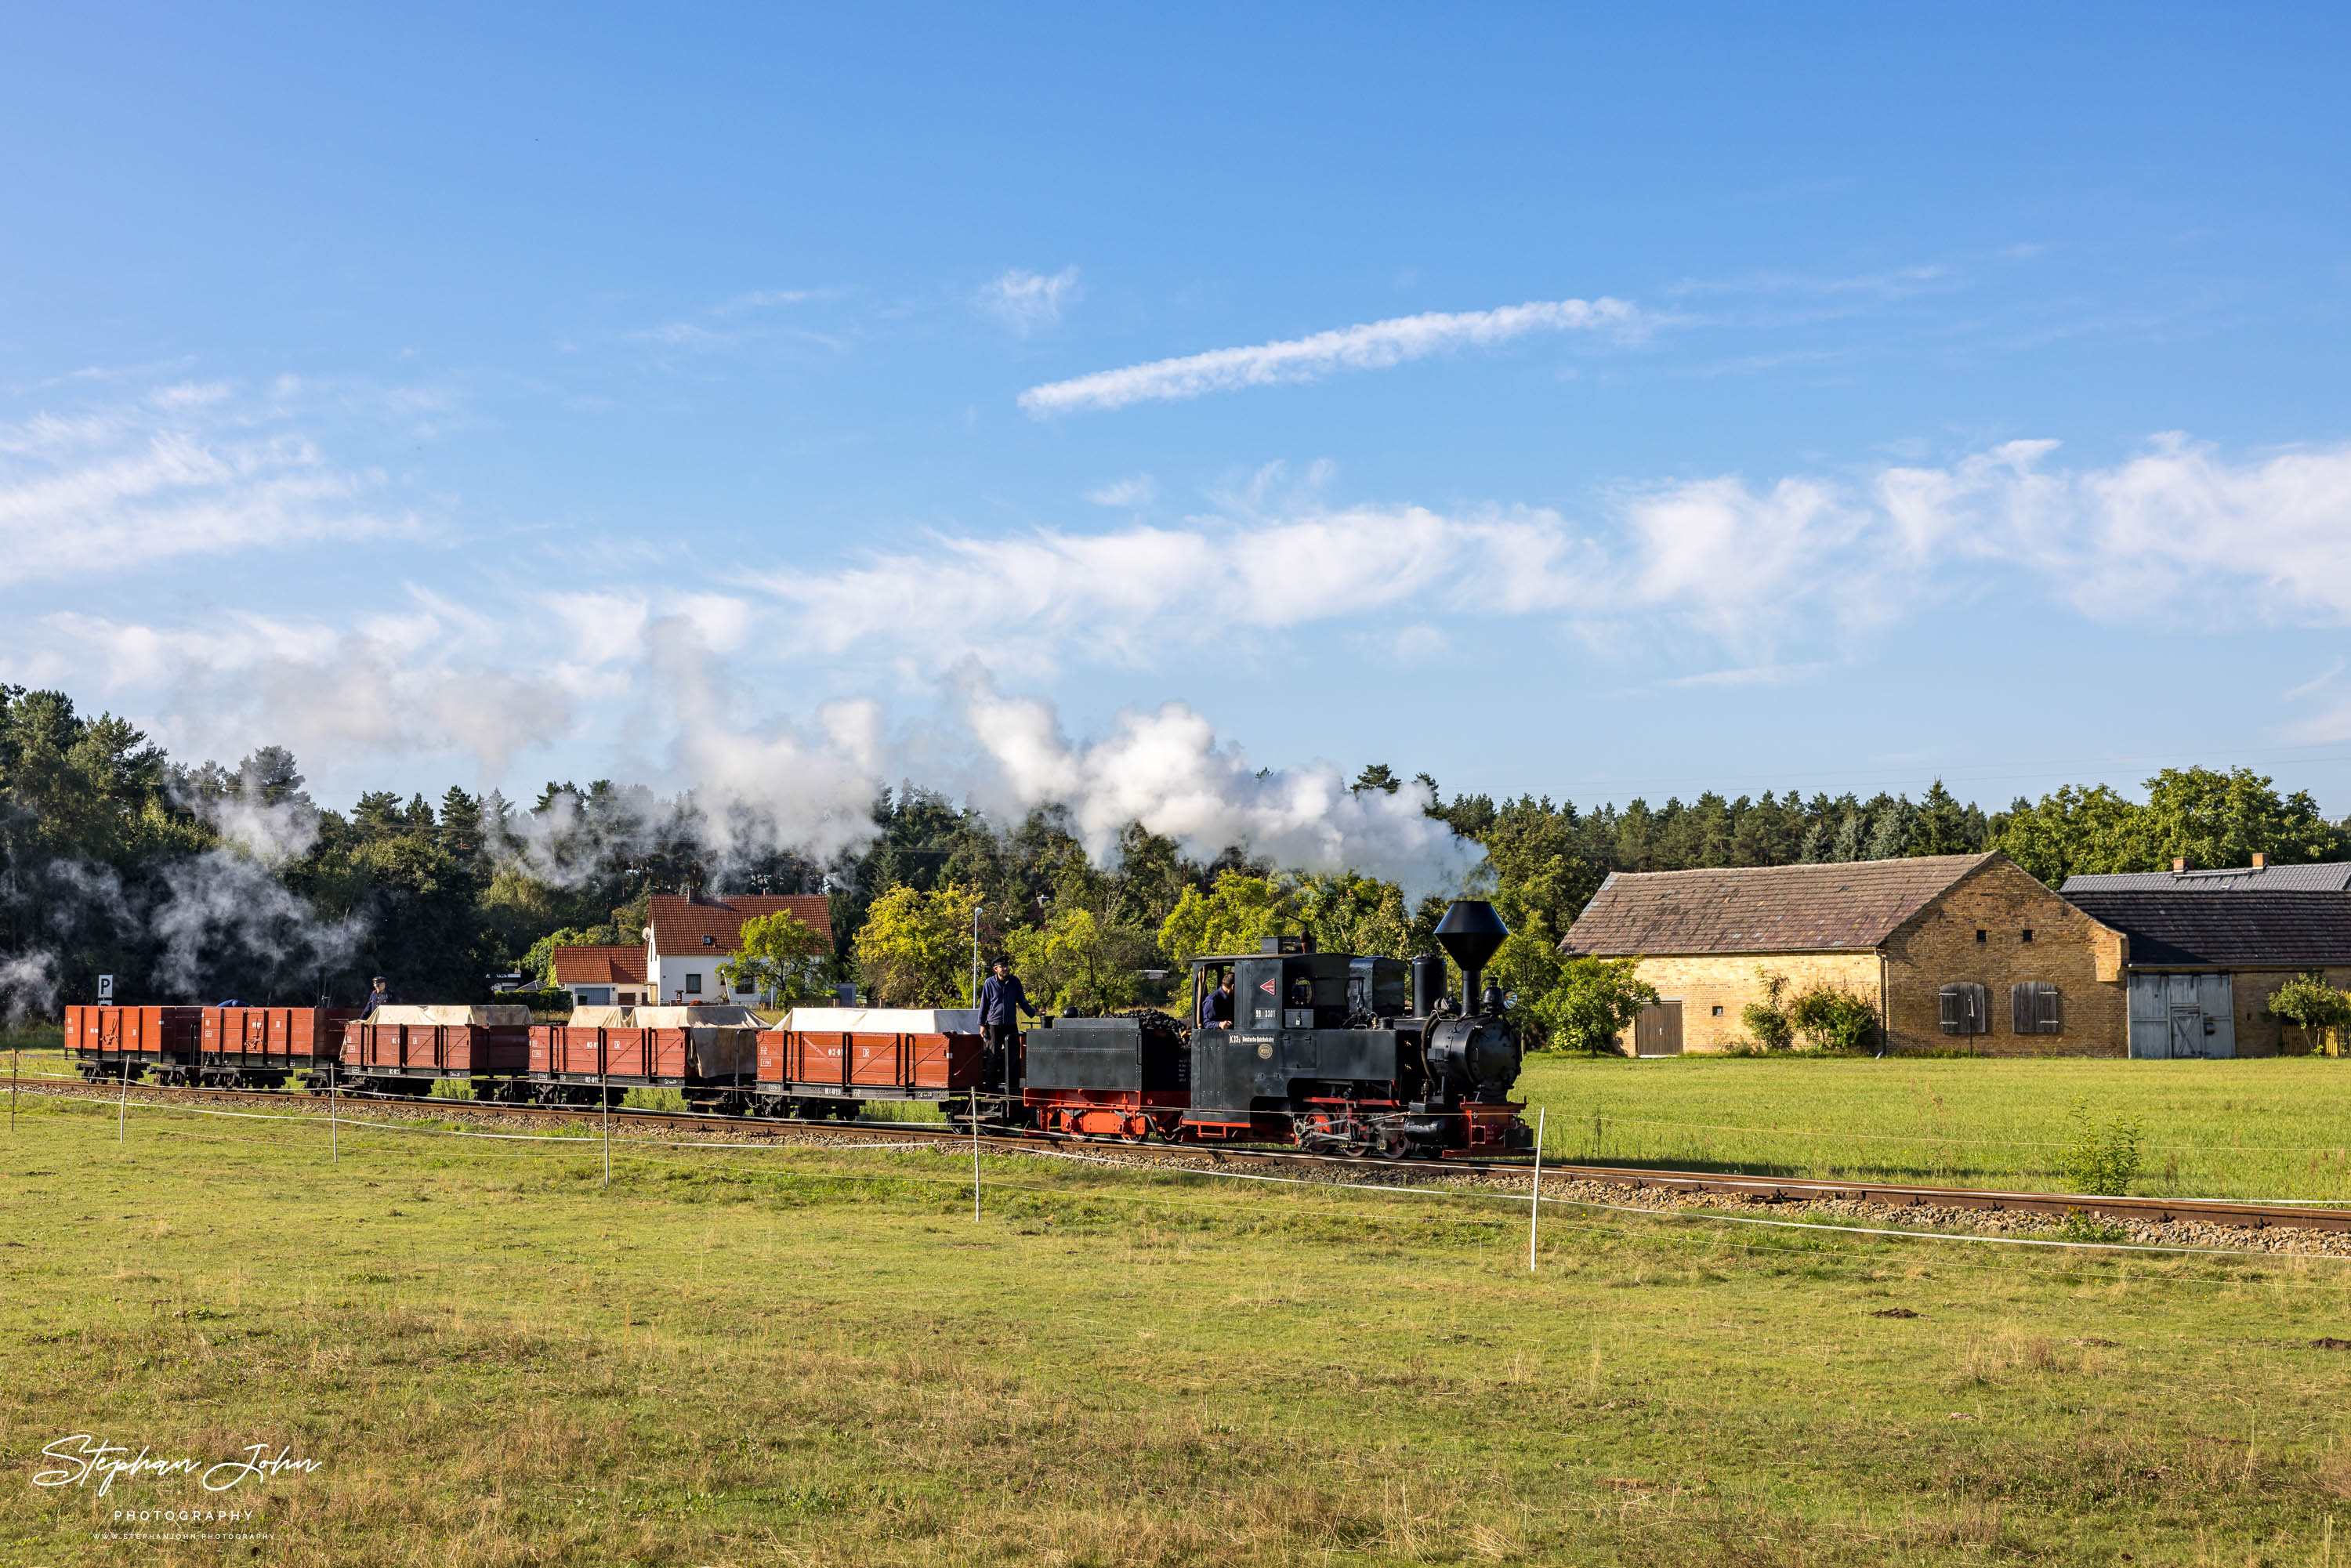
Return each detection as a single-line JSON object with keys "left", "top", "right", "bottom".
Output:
{"left": 2067, "top": 890, "right": 2351, "bottom": 967}
{"left": 1560, "top": 853, "right": 1999, "bottom": 957}
{"left": 550, "top": 945, "right": 647, "bottom": 985}
{"left": 646, "top": 894, "right": 832, "bottom": 955}
{"left": 2060, "top": 861, "right": 2351, "bottom": 893}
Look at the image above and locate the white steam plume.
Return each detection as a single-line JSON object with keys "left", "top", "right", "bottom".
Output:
{"left": 151, "top": 851, "right": 369, "bottom": 998}
{"left": 961, "top": 679, "right": 1476, "bottom": 893}
{"left": 0, "top": 951, "right": 59, "bottom": 1027}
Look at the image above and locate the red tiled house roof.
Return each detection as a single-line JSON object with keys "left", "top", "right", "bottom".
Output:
{"left": 1561, "top": 854, "right": 2001, "bottom": 956}
{"left": 645, "top": 894, "right": 833, "bottom": 955}
{"left": 549, "top": 946, "right": 648, "bottom": 984}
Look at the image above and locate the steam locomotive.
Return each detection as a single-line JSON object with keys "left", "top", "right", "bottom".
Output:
{"left": 63, "top": 900, "right": 1531, "bottom": 1159}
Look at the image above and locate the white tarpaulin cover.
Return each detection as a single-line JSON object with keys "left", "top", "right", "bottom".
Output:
{"left": 567, "top": 1005, "right": 636, "bottom": 1029}
{"left": 785, "top": 1006, "right": 983, "bottom": 1035}
{"left": 369, "top": 1005, "right": 531, "bottom": 1027}
{"left": 632, "top": 1005, "right": 763, "bottom": 1028}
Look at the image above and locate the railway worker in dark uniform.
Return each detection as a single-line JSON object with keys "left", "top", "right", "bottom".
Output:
{"left": 976, "top": 957, "right": 1029, "bottom": 1085}
{"left": 361, "top": 976, "right": 397, "bottom": 1016}
{"left": 1203, "top": 969, "right": 1237, "bottom": 1030}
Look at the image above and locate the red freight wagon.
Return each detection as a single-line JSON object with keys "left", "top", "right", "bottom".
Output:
{"left": 66, "top": 1005, "right": 201, "bottom": 1081}
{"left": 525, "top": 1005, "right": 762, "bottom": 1105}
{"left": 340, "top": 1005, "right": 531, "bottom": 1095}
{"left": 755, "top": 1006, "right": 982, "bottom": 1117}
{"left": 197, "top": 1006, "right": 360, "bottom": 1087}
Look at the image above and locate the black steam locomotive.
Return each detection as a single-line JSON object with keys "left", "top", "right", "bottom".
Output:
{"left": 1009, "top": 899, "right": 1530, "bottom": 1157}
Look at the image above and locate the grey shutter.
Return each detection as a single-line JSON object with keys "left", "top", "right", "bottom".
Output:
{"left": 1940, "top": 984, "right": 1963, "bottom": 1034}
{"left": 2038, "top": 984, "right": 2063, "bottom": 1034}
{"left": 1964, "top": 982, "right": 1990, "bottom": 1035}
{"left": 2011, "top": 983, "right": 2034, "bottom": 1034}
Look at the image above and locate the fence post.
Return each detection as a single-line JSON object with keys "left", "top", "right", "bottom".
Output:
{"left": 603, "top": 1057, "right": 611, "bottom": 1188}
{"left": 329, "top": 1062, "right": 339, "bottom": 1164}
{"left": 972, "top": 1095, "right": 982, "bottom": 1223}
{"left": 1528, "top": 1107, "right": 1545, "bottom": 1273}
{"left": 118, "top": 1059, "right": 129, "bottom": 1146}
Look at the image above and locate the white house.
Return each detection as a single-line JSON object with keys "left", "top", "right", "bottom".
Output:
{"left": 641, "top": 893, "right": 834, "bottom": 1007}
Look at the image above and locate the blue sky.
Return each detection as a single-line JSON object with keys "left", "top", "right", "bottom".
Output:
{"left": 5, "top": 3, "right": 2351, "bottom": 872}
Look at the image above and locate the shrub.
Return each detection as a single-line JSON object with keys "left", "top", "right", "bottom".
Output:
{"left": 2059, "top": 1099, "right": 2143, "bottom": 1196}
{"left": 2052, "top": 1210, "right": 2126, "bottom": 1244}
{"left": 1741, "top": 969, "right": 1794, "bottom": 1050}
{"left": 1785, "top": 983, "right": 1878, "bottom": 1053}
{"left": 2265, "top": 972, "right": 2351, "bottom": 1054}
{"left": 1527, "top": 958, "right": 1659, "bottom": 1054}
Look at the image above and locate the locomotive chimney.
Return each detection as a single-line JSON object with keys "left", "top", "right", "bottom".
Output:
{"left": 1433, "top": 900, "right": 1509, "bottom": 1016}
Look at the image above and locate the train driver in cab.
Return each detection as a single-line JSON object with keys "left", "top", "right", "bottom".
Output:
{"left": 1203, "top": 969, "right": 1237, "bottom": 1030}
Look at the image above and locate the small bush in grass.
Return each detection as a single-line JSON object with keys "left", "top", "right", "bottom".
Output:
{"left": 1786, "top": 983, "right": 1878, "bottom": 1053}
{"left": 2061, "top": 1099, "right": 2143, "bottom": 1195}
{"left": 2052, "top": 1210, "right": 2127, "bottom": 1244}
{"left": 2264, "top": 972, "right": 2351, "bottom": 1056}
{"left": 1741, "top": 969, "right": 1794, "bottom": 1051}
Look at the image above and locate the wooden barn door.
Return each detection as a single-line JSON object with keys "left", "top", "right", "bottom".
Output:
{"left": 1635, "top": 1001, "right": 1683, "bottom": 1057}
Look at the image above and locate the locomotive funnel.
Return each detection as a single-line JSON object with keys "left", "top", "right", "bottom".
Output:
{"left": 1433, "top": 900, "right": 1509, "bottom": 1012}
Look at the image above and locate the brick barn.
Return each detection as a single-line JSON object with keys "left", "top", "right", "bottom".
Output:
{"left": 1558, "top": 853, "right": 2128, "bottom": 1056}
{"left": 2063, "top": 857, "right": 2351, "bottom": 1058}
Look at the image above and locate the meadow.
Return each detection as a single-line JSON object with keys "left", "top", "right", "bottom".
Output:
{"left": 8, "top": 1089, "right": 2351, "bottom": 1565}
{"left": 1518, "top": 1054, "right": 2351, "bottom": 1202}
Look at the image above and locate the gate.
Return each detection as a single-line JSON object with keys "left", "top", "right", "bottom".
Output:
{"left": 1633, "top": 1000, "right": 1683, "bottom": 1057}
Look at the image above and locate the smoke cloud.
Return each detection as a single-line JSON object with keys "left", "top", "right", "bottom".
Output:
{"left": 150, "top": 849, "right": 369, "bottom": 998}
{"left": 960, "top": 678, "right": 1476, "bottom": 893}
{"left": 0, "top": 951, "right": 58, "bottom": 1027}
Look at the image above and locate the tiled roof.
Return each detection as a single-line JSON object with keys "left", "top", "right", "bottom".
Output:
{"left": 2065, "top": 891, "right": 2351, "bottom": 968}
{"left": 549, "top": 946, "right": 647, "bottom": 985}
{"left": 1561, "top": 854, "right": 2000, "bottom": 956}
{"left": 646, "top": 894, "right": 832, "bottom": 957}
{"left": 2061, "top": 861, "right": 2351, "bottom": 893}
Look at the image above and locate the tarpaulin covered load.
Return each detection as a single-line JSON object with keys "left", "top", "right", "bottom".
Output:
{"left": 368, "top": 1005, "right": 533, "bottom": 1027}
{"left": 631, "top": 1005, "right": 764, "bottom": 1028}
{"left": 784, "top": 1007, "right": 983, "bottom": 1034}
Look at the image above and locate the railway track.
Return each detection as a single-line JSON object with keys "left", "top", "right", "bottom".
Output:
{"left": 24, "top": 1074, "right": 2351, "bottom": 1236}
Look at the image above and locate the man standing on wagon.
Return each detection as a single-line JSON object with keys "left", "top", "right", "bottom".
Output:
{"left": 976, "top": 957, "right": 1030, "bottom": 1089}
{"left": 362, "top": 976, "right": 398, "bottom": 1017}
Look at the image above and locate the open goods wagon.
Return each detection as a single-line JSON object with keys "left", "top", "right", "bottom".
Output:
{"left": 737, "top": 1006, "right": 985, "bottom": 1117}
{"left": 337, "top": 1005, "right": 532, "bottom": 1095}
{"left": 524, "top": 1005, "right": 761, "bottom": 1106}
{"left": 196, "top": 1006, "right": 360, "bottom": 1087}
{"left": 65, "top": 1005, "right": 201, "bottom": 1080}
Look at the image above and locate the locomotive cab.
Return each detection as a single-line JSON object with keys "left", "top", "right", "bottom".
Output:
{"left": 1180, "top": 903, "right": 1531, "bottom": 1157}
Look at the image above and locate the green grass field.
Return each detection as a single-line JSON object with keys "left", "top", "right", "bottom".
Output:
{"left": 8, "top": 1091, "right": 2351, "bottom": 1565}
{"left": 1516, "top": 1054, "right": 2351, "bottom": 1202}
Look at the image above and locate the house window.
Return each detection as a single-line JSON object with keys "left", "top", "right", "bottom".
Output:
{"left": 2010, "top": 982, "right": 2062, "bottom": 1034}
{"left": 2022, "top": 929, "right": 2034, "bottom": 943}
{"left": 1975, "top": 929, "right": 1987, "bottom": 943}
{"left": 685, "top": 973, "right": 702, "bottom": 995}
{"left": 702, "top": 934, "right": 715, "bottom": 947}
{"left": 1711, "top": 1005, "right": 1725, "bottom": 1016}
{"left": 1938, "top": 981, "right": 1990, "bottom": 1035}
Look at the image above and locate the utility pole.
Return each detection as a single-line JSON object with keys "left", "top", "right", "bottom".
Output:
{"left": 1528, "top": 1107, "right": 1546, "bottom": 1273}
{"left": 970, "top": 903, "right": 984, "bottom": 1005}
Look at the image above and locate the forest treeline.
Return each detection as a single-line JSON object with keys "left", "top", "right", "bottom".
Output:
{"left": 2, "top": 683, "right": 2344, "bottom": 1020}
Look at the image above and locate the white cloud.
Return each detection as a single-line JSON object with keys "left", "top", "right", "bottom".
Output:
{"left": 980, "top": 266, "right": 1080, "bottom": 335}
{"left": 0, "top": 382, "right": 416, "bottom": 586}
{"left": 1019, "top": 295, "right": 1643, "bottom": 415}
{"left": 1085, "top": 474, "right": 1156, "bottom": 507}
{"left": 757, "top": 431, "right": 2351, "bottom": 680}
